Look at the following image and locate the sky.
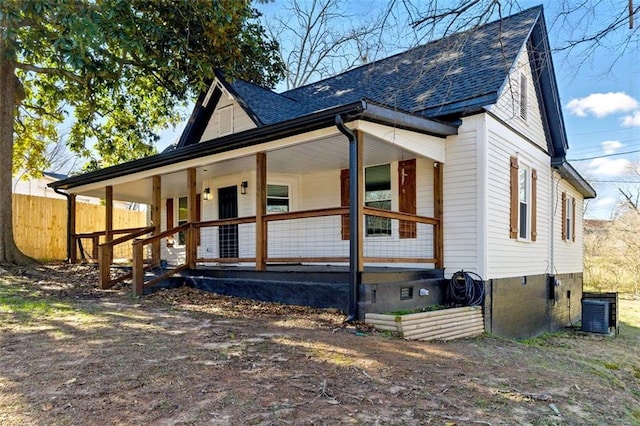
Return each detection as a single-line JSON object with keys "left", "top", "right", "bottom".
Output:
{"left": 159, "top": 1, "right": 639, "bottom": 220}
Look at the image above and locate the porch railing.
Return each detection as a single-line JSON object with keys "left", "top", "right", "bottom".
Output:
{"left": 72, "top": 227, "right": 151, "bottom": 263}
{"left": 123, "top": 207, "right": 440, "bottom": 296}
{"left": 131, "top": 224, "right": 191, "bottom": 295}
{"left": 97, "top": 226, "right": 155, "bottom": 289}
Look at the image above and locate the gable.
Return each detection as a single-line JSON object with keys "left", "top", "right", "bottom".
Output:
{"left": 199, "top": 95, "right": 257, "bottom": 142}
{"left": 488, "top": 43, "right": 548, "bottom": 152}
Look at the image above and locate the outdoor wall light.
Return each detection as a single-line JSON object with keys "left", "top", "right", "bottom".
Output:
{"left": 241, "top": 181, "right": 248, "bottom": 194}
{"left": 203, "top": 187, "right": 211, "bottom": 200}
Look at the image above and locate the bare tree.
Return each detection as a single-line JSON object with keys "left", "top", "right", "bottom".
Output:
{"left": 265, "top": 0, "right": 385, "bottom": 89}
{"left": 400, "top": 0, "right": 638, "bottom": 72}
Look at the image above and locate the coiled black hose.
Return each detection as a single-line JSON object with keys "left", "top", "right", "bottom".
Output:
{"left": 448, "top": 270, "right": 485, "bottom": 306}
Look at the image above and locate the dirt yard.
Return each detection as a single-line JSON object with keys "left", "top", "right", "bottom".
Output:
{"left": 1, "top": 263, "right": 639, "bottom": 425}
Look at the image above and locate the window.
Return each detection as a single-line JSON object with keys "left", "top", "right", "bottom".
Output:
{"left": 562, "top": 192, "right": 576, "bottom": 242}
{"left": 518, "top": 166, "right": 529, "bottom": 239}
{"left": 267, "top": 184, "right": 289, "bottom": 213}
{"left": 365, "top": 164, "right": 391, "bottom": 236}
{"left": 178, "top": 196, "right": 188, "bottom": 245}
{"left": 510, "top": 156, "right": 537, "bottom": 241}
{"left": 519, "top": 72, "right": 528, "bottom": 120}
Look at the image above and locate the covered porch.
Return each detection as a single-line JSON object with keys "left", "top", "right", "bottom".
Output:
{"left": 57, "top": 105, "right": 455, "bottom": 319}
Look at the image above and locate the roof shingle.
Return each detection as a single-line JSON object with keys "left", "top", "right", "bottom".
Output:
{"left": 229, "top": 6, "right": 542, "bottom": 124}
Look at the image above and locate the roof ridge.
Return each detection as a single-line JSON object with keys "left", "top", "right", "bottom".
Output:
{"left": 233, "top": 78, "right": 299, "bottom": 103}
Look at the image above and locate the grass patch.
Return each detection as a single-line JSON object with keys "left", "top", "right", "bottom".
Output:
{"left": 0, "top": 277, "right": 73, "bottom": 320}
{"left": 387, "top": 304, "right": 447, "bottom": 316}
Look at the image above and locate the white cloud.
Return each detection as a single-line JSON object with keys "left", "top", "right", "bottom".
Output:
{"left": 592, "top": 197, "right": 616, "bottom": 209}
{"left": 601, "top": 140, "right": 623, "bottom": 154}
{"left": 566, "top": 92, "right": 638, "bottom": 117}
{"left": 622, "top": 110, "right": 640, "bottom": 127}
{"left": 586, "top": 157, "right": 632, "bottom": 177}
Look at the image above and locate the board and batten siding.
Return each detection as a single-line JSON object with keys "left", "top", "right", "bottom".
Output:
{"left": 552, "top": 174, "right": 584, "bottom": 274}
{"left": 485, "top": 113, "right": 551, "bottom": 279}
{"left": 488, "top": 43, "right": 547, "bottom": 152}
{"left": 199, "top": 97, "right": 257, "bottom": 142}
{"left": 442, "top": 116, "right": 480, "bottom": 276}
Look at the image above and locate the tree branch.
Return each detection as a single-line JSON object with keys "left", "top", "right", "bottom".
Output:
{"left": 14, "top": 62, "right": 84, "bottom": 84}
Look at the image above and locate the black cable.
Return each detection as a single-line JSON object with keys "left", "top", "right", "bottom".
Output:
{"left": 448, "top": 270, "right": 485, "bottom": 306}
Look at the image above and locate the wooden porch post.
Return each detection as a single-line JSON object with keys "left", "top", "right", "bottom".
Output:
{"left": 100, "top": 186, "right": 114, "bottom": 288}
{"left": 256, "top": 152, "right": 267, "bottom": 271}
{"left": 69, "top": 194, "right": 77, "bottom": 263}
{"left": 105, "top": 185, "right": 113, "bottom": 245}
{"left": 151, "top": 175, "right": 161, "bottom": 267}
{"left": 187, "top": 168, "right": 197, "bottom": 269}
{"left": 434, "top": 162, "right": 444, "bottom": 269}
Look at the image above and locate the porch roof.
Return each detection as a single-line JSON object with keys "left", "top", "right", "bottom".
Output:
{"left": 49, "top": 100, "right": 457, "bottom": 203}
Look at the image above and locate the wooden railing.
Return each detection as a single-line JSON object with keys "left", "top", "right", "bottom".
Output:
{"left": 73, "top": 227, "right": 151, "bottom": 263}
{"left": 131, "top": 224, "right": 190, "bottom": 295}
{"left": 97, "top": 226, "right": 155, "bottom": 289}
{"left": 125, "top": 207, "right": 441, "bottom": 296}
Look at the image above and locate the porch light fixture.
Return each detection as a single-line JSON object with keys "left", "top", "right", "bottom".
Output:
{"left": 203, "top": 187, "right": 211, "bottom": 200}
{"left": 241, "top": 181, "right": 248, "bottom": 194}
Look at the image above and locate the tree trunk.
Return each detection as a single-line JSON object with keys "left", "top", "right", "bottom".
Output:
{"left": 0, "top": 39, "right": 36, "bottom": 265}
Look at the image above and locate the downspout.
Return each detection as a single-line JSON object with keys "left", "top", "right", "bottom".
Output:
{"left": 335, "top": 114, "right": 359, "bottom": 322}
{"left": 52, "top": 187, "right": 72, "bottom": 262}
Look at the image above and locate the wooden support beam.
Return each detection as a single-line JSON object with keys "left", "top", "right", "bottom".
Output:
{"left": 187, "top": 168, "right": 197, "bottom": 269}
{"left": 256, "top": 152, "right": 267, "bottom": 271}
{"left": 434, "top": 162, "right": 444, "bottom": 269}
{"left": 132, "top": 241, "right": 144, "bottom": 296}
{"left": 105, "top": 185, "right": 113, "bottom": 267}
{"left": 99, "top": 244, "right": 111, "bottom": 289}
{"left": 69, "top": 194, "right": 77, "bottom": 263}
{"left": 151, "top": 175, "right": 161, "bottom": 267}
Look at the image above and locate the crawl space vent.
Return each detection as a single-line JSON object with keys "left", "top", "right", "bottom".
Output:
{"left": 582, "top": 300, "right": 610, "bottom": 334}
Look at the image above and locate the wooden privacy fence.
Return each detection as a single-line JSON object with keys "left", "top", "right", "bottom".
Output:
{"left": 12, "top": 194, "right": 147, "bottom": 260}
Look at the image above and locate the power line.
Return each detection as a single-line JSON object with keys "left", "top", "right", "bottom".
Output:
{"left": 568, "top": 149, "right": 640, "bottom": 161}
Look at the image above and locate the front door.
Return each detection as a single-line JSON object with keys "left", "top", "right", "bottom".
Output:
{"left": 218, "top": 186, "right": 238, "bottom": 258}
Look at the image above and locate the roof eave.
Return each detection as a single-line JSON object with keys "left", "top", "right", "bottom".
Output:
{"left": 49, "top": 101, "right": 458, "bottom": 191}
{"left": 551, "top": 158, "right": 597, "bottom": 199}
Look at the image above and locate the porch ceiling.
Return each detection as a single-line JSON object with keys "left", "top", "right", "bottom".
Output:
{"left": 72, "top": 121, "right": 443, "bottom": 204}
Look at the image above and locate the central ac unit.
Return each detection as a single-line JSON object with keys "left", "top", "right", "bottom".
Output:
{"left": 582, "top": 300, "right": 610, "bottom": 334}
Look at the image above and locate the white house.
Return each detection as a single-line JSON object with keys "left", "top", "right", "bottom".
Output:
{"left": 50, "top": 6, "right": 594, "bottom": 338}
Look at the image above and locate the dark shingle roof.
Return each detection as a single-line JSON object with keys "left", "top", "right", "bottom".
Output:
{"left": 229, "top": 6, "right": 542, "bottom": 124}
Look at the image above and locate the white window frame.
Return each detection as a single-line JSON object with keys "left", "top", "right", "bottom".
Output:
{"left": 266, "top": 184, "right": 290, "bottom": 213}
{"left": 177, "top": 196, "right": 188, "bottom": 246}
{"left": 365, "top": 163, "right": 392, "bottom": 237}
{"left": 565, "top": 195, "right": 574, "bottom": 242}
{"left": 518, "top": 163, "right": 531, "bottom": 241}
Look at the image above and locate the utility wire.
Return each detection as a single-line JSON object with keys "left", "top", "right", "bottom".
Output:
{"left": 568, "top": 148, "right": 640, "bottom": 161}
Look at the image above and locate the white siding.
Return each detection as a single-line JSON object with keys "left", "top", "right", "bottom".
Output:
{"left": 488, "top": 44, "right": 547, "bottom": 151}
{"left": 552, "top": 174, "right": 584, "bottom": 274}
{"left": 161, "top": 160, "right": 437, "bottom": 265}
{"left": 485, "top": 114, "right": 551, "bottom": 279}
{"left": 199, "top": 97, "right": 257, "bottom": 142}
{"left": 443, "top": 116, "right": 480, "bottom": 276}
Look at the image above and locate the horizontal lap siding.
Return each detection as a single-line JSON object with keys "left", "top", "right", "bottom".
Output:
{"left": 553, "top": 177, "right": 584, "bottom": 273}
{"left": 200, "top": 98, "right": 257, "bottom": 142}
{"left": 443, "top": 118, "right": 479, "bottom": 275}
{"left": 488, "top": 45, "right": 547, "bottom": 150}
{"left": 486, "top": 116, "right": 550, "bottom": 278}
